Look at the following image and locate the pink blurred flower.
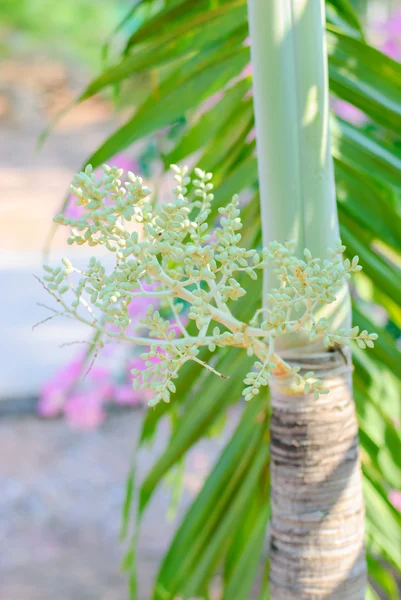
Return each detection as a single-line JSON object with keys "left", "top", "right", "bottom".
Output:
{"left": 382, "top": 10, "right": 401, "bottom": 39}
{"left": 38, "top": 354, "right": 115, "bottom": 425}
{"left": 332, "top": 99, "right": 368, "bottom": 126}
{"left": 64, "top": 199, "right": 83, "bottom": 220}
{"left": 246, "top": 127, "right": 256, "bottom": 143}
{"left": 370, "top": 9, "right": 401, "bottom": 61}
{"left": 65, "top": 392, "right": 106, "bottom": 429}
{"left": 38, "top": 383, "right": 66, "bottom": 417}
{"left": 198, "top": 91, "right": 224, "bottom": 115}
{"left": 38, "top": 358, "right": 83, "bottom": 417}
{"left": 87, "top": 366, "right": 115, "bottom": 401}
{"left": 381, "top": 39, "right": 401, "bottom": 61}
{"left": 128, "top": 295, "right": 156, "bottom": 320}
{"left": 389, "top": 489, "right": 401, "bottom": 512}
{"left": 114, "top": 384, "right": 144, "bottom": 406}
{"left": 241, "top": 63, "right": 252, "bottom": 79}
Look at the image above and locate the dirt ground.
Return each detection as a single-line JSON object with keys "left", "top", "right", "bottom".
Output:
{"left": 0, "top": 407, "right": 232, "bottom": 599}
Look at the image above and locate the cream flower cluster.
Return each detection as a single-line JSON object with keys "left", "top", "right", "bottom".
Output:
{"left": 40, "top": 164, "right": 377, "bottom": 406}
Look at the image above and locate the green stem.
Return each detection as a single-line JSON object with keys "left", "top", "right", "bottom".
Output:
{"left": 247, "top": 0, "right": 350, "bottom": 339}
{"left": 247, "top": 0, "right": 339, "bottom": 289}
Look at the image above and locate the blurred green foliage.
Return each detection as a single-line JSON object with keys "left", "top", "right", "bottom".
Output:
{"left": 0, "top": 0, "right": 124, "bottom": 67}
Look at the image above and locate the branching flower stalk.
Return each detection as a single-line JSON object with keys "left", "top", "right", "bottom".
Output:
{"left": 39, "top": 164, "right": 377, "bottom": 407}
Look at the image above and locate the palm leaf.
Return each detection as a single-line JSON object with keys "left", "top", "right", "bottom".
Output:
{"left": 152, "top": 393, "right": 269, "bottom": 599}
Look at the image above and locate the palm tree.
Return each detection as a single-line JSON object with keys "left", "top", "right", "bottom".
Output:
{"left": 248, "top": 1, "right": 365, "bottom": 596}
{"left": 56, "top": 0, "right": 401, "bottom": 597}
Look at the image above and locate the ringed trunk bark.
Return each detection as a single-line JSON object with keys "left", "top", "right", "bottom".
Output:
{"left": 269, "top": 350, "right": 366, "bottom": 599}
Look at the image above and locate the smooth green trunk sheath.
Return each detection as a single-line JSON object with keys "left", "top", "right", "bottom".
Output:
{"left": 247, "top": 0, "right": 367, "bottom": 597}
{"left": 247, "top": 0, "right": 338, "bottom": 267}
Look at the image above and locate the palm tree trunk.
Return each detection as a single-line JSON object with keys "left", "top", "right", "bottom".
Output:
{"left": 269, "top": 350, "right": 366, "bottom": 599}
{"left": 247, "top": 0, "right": 367, "bottom": 594}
